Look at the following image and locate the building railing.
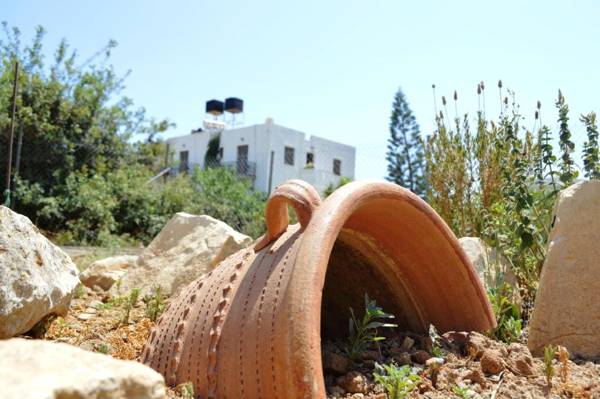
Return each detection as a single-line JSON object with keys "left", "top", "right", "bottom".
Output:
{"left": 222, "top": 160, "right": 256, "bottom": 178}
{"left": 174, "top": 160, "right": 256, "bottom": 179}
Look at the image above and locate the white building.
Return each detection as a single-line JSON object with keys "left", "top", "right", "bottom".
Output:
{"left": 166, "top": 118, "right": 355, "bottom": 195}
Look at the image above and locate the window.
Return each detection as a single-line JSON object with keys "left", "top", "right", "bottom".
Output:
{"left": 306, "top": 152, "right": 314, "bottom": 165}
{"left": 333, "top": 159, "right": 341, "bottom": 176}
{"left": 284, "top": 146, "right": 295, "bottom": 165}
{"left": 179, "top": 151, "right": 189, "bottom": 173}
{"left": 237, "top": 145, "right": 249, "bottom": 174}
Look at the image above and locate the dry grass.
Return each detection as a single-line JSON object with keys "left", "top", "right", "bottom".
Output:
{"left": 43, "top": 287, "right": 154, "bottom": 361}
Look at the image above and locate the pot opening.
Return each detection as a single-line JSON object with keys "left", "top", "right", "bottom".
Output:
{"left": 320, "top": 228, "right": 424, "bottom": 341}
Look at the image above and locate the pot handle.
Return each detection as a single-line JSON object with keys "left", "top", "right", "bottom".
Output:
{"left": 254, "top": 180, "right": 322, "bottom": 251}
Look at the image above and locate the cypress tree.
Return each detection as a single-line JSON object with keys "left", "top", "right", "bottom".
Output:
{"left": 386, "top": 88, "right": 426, "bottom": 196}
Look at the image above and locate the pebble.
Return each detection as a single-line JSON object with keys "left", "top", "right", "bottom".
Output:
{"left": 480, "top": 349, "right": 505, "bottom": 375}
{"left": 323, "top": 351, "right": 349, "bottom": 374}
{"left": 77, "top": 313, "right": 95, "bottom": 321}
{"left": 400, "top": 336, "right": 415, "bottom": 352}
{"left": 336, "top": 371, "right": 369, "bottom": 394}
{"left": 391, "top": 352, "right": 412, "bottom": 365}
{"left": 412, "top": 350, "right": 432, "bottom": 365}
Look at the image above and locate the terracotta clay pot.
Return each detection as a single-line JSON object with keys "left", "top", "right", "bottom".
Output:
{"left": 141, "top": 179, "right": 495, "bottom": 398}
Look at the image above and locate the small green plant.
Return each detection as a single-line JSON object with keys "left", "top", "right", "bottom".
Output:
{"left": 122, "top": 288, "right": 141, "bottom": 325}
{"left": 145, "top": 285, "right": 166, "bottom": 322}
{"left": 428, "top": 324, "right": 443, "bottom": 357}
{"left": 177, "top": 382, "right": 194, "bottom": 399}
{"left": 544, "top": 345, "right": 557, "bottom": 388}
{"left": 74, "top": 284, "right": 86, "bottom": 299}
{"left": 487, "top": 283, "right": 522, "bottom": 343}
{"left": 98, "top": 295, "right": 127, "bottom": 310}
{"left": 54, "top": 317, "right": 67, "bottom": 335}
{"left": 452, "top": 384, "right": 472, "bottom": 398}
{"left": 344, "top": 294, "right": 397, "bottom": 363}
{"left": 373, "top": 362, "right": 421, "bottom": 399}
{"left": 96, "top": 343, "right": 111, "bottom": 354}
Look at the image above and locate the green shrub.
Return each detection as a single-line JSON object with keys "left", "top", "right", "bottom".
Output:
{"left": 425, "top": 83, "right": 600, "bottom": 302}
{"left": 191, "top": 166, "right": 266, "bottom": 238}
{"left": 323, "top": 176, "right": 352, "bottom": 197}
{"left": 14, "top": 164, "right": 267, "bottom": 246}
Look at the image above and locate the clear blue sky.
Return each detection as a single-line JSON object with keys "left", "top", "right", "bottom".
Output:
{"left": 4, "top": 0, "right": 600, "bottom": 179}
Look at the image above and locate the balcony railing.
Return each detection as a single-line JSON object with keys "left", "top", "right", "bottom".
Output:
{"left": 174, "top": 160, "right": 256, "bottom": 179}
{"left": 222, "top": 160, "right": 256, "bottom": 178}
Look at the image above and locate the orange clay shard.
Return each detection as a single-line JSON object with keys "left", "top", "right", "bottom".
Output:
{"left": 141, "top": 179, "right": 495, "bottom": 399}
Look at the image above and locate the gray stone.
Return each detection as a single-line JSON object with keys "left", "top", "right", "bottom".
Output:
{"left": 0, "top": 206, "right": 79, "bottom": 338}
{"left": 0, "top": 338, "right": 165, "bottom": 399}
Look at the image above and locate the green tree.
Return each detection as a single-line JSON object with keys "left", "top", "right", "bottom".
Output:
{"left": 386, "top": 88, "right": 426, "bottom": 196}
{"left": 0, "top": 23, "right": 170, "bottom": 230}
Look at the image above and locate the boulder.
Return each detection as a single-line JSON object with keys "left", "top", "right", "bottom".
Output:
{"left": 528, "top": 181, "right": 600, "bottom": 358}
{"left": 80, "top": 255, "right": 137, "bottom": 291}
{"left": 111, "top": 213, "right": 252, "bottom": 297}
{"left": 0, "top": 338, "right": 165, "bottom": 399}
{"left": 459, "top": 237, "right": 521, "bottom": 306}
{"left": 0, "top": 206, "right": 79, "bottom": 338}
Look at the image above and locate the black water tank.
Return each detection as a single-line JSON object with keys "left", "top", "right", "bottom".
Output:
{"left": 224, "top": 97, "right": 244, "bottom": 114}
{"left": 206, "top": 99, "right": 224, "bottom": 116}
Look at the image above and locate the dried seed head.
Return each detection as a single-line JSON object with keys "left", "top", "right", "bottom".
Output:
{"left": 480, "top": 81, "right": 485, "bottom": 90}
{"left": 432, "top": 84, "right": 436, "bottom": 89}
{"left": 504, "top": 97, "right": 508, "bottom": 105}
{"left": 535, "top": 111, "right": 539, "bottom": 120}
{"left": 439, "top": 111, "right": 443, "bottom": 119}
{"left": 477, "top": 84, "right": 481, "bottom": 94}
{"left": 453, "top": 90, "right": 458, "bottom": 101}
{"left": 442, "top": 96, "right": 447, "bottom": 106}
{"left": 498, "top": 80, "right": 503, "bottom": 88}
{"left": 537, "top": 100, "right": 541, "bottom": 110}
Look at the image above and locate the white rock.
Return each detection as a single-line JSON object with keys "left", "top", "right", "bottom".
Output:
{"left": 528, "top": 181, "right": 600, "bottom": 358}
{"left": 459, "top": 237, "right": 521, "bottom": 306}
{"left": 80, "top": 255, "right": 137, "bottom": 291}
{"left": 0, "top": 338, "right": 165, "bottom": 399}
{"left": 111, "top": 213, "right": 252, "bottom": 296}
{"left": 0, "top": 206, "right": 79, "bottom": 338}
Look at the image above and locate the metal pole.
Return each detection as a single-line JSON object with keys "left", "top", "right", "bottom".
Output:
{"left": 3, "top": 61, "right": 19, "bottom": 207}
{"left": 163, "top": 143, "right": 170, "bottom": 183}
{"left": 14, "top": 123, "right": 23, "bottom": 175}
{"left": 267, "top": 150, "right": 275, "bottom": 195}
